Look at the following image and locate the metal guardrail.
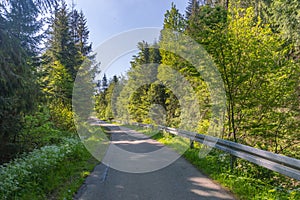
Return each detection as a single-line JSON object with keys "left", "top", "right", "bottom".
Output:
{"left": 123, "top": 121, "right": 300, "bottom": 181}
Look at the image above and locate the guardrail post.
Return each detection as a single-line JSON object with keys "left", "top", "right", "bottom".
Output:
{"left": 230, "top": 155, "right": 236, "bottom": 172}
{"left": 190, "top": 139, "right": 194, "bottom": 149}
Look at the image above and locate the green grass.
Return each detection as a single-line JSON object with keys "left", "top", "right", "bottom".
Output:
{"left": 125, "top": 125, "right": 300, "bottom": 200}
{"left": 44, "top": 148, "right": 98, "bottom": 200}
{"left": 19, "top": 154, "right": 98, "bottom": 200}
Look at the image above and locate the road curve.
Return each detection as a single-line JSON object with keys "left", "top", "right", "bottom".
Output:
{"left": 74, "top": 121, "right": 236, "bottom": 200}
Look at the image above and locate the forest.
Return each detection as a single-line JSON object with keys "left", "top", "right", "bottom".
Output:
{"left": 0, "top": 0, "right": 299, "bottom": 199}
{"left": 96, "top": 0, "right": 300, "bottom": 159}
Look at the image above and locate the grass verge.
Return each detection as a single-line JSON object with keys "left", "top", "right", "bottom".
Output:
{"left": 0, "top": 138, "right": 99, "bottom": 200}
{"left": 44, "top": 147, "right": 99, "bottom": 200}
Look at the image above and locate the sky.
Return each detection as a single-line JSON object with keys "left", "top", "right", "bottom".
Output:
{"left": 66, "top": 0, "right": 189, "bottom": 80}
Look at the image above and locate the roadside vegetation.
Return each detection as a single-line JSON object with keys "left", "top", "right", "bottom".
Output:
{"left": 0, "top": 138, "right": 98, "bottom": 200}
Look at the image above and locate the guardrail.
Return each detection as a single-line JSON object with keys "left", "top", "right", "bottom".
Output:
{"left": 119, "top": 121, "right": 300, "bottom": 181}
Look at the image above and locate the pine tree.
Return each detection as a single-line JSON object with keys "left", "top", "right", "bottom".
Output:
{"left": 0, "top": 0, "right": 57, "bottom": 161}
{"left": 76, "top": 10, "right": 92, "bottom": 56}
{"left": 101, "top": 74, "right": 108, "bottom": 91}
{"left": 162, "top": 3, "right": 186, "bottom": 32}
{"left": 6, "top": 0, "right": 42, "bottom": 55}
{"left": 71, "top": 9, "right": 80, "bottom": 44}
{"left": 47, "top": 2, "right": 81, "bottom": 80}
{"left": 70, "top": 8, "right": 92, "bottom": 56}
{"left": 41, "top": 2, "right": 93, "bottom": 130}
{"left": 186, "top": 0, "right": 199, "bottom": 19}
{"left": 112, "top": 75, "right": 118, "bottom": 84}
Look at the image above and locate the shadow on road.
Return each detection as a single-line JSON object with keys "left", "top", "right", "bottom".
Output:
{"left": 74, "top": 121, "right": 236, "bottom": 200}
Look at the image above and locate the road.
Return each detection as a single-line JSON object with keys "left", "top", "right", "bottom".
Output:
{"left": 74, "top": 122, "right": 236, "bottom": 200}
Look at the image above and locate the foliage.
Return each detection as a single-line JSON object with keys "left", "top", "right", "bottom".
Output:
{"left": 75, "top": 10, "right": 92, "bottom": 56}
{"left": 0, "top": 137, "right": 97, "bottom": 200}
{"left": 97, "top": 2, "right": 299, "bottom": 159}
{"left": 39, "top": 1, "right": 93, "bottom": 131}
{"left": 0, "top": 0, "right": 97, "bottom": 199}
{"left": 0, "top": 0, "right": 57, "bottom": 162}
{"left": 18, "top": 106, "right": 62, "bottom": 151}
{"left": 110, "top": 42, "right": 167, "bottom": 124}
{"left": 270, "top": 0, "right": 300, "bottom": 59}
{"left": 45, "top": 2, "right": 82, "bottom": 80}
{"left": 202, "top": 5, "right": 300, "bottom": 156}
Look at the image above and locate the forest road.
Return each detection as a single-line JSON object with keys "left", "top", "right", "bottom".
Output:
{"left": 74, "top": 121, "right": 236, "bottom": 200}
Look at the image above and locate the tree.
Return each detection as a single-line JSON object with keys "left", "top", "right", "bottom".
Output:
{"left": 95, "top": 75, "right": 120, "bottom": 120}
{"left": 76, "top": 10, "right": 92, "bottom": 56}
{"left": 269, "top": 0, "right": 300, "bottom": 59}
{"left": 46, "top": 61, "right": 75, "bottom": 130}
{"left": 40, "top": 1, "right": 92, "bottom": 131}
{"left": 95, "top": 75, "right": 107, "bottom": 119}
{"left": 112, "top": 41, "right": 166, "bottom": 123}
{"left": 46, "top": 1, "right": 82, "bottom": 80}
{"left": 186, "top": 0, "right": 199, "bottom": 19}
{"left": 104, "top": 77, "right": 119, "bottom": 120}
{"left": 160, "top": 3, "right": 212, "bottom": 130}
{"left": 43, "top": 61, "right": 73, "bottom": 103}
{"left": 189, "top": 4, "right": 298, "bottom": 152}
{"left": 0, "top": 0, "right": 57, "bottom": 161}
{"left": 6, "top": 0, "right": 42, "bottom": 55}
{"left": 70, "top": 8, "right": 80, "bottom": 44}
{"left": 101, "top": 74, "right": 108, "bottom": 91}
{"left": 70, "top": 8, "right": 92, "bottom": 56}
{"left": 126, "top": 42, "right": 152, "bottom": 122}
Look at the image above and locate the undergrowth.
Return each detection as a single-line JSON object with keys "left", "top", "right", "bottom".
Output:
{"left": 0, "top": 137, "right": 98, "bottom": 200}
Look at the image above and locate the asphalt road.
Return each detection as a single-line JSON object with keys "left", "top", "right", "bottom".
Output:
{"left": 74, "top": 122, "right": 236, "bottom": 200}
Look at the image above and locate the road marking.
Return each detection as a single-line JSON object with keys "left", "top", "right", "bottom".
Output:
{"left": 100, "top": 164, "right": 109, "bottom": 183}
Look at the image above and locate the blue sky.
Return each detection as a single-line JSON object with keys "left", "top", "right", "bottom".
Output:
{"left": 66, "top": 0, "right": 189, "bottom": 80}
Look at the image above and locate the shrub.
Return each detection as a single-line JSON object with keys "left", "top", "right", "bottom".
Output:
{"left": 0, "top": 138, "right": 84, "bottom": 199}
{"left": 18, "top": 106, "right": 67, "bottom": 152}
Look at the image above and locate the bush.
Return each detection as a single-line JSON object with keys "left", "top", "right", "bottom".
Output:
{"left": 18, "top": 106, "right": 63, "bottom": 151}
{"left": 49, "top": 100, "right": 75, "bottom": 132}
{"left": 0, "top": 138, "right": 84, "bottom": 199}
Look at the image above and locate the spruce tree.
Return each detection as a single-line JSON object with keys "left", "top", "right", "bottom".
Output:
{"left": 0, "top": 0, "right": 57, "bottom": 161}
{"left": 186, "top": 0, "right": 199, "bottom": 19}
{"left": 101, "top": 74, "right": 108, "bottom": 91}
{"left": 71, "top": 8, "right": 80, "bottom": 44}
{"left": 77, "top": 10, "right": 92, "bottom": 56}
{"left": 41, "top": 1, "right": 92, "bottom": 130}
{"left": 47, "top": 2, "right": 81, "bottom": 80}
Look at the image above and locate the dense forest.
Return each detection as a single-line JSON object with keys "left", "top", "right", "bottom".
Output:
{"left": 96, "top": 0, "right": 300, "bottom": 160}
{"left": 0, "top": 0, "right": 93, "bottom": 162}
